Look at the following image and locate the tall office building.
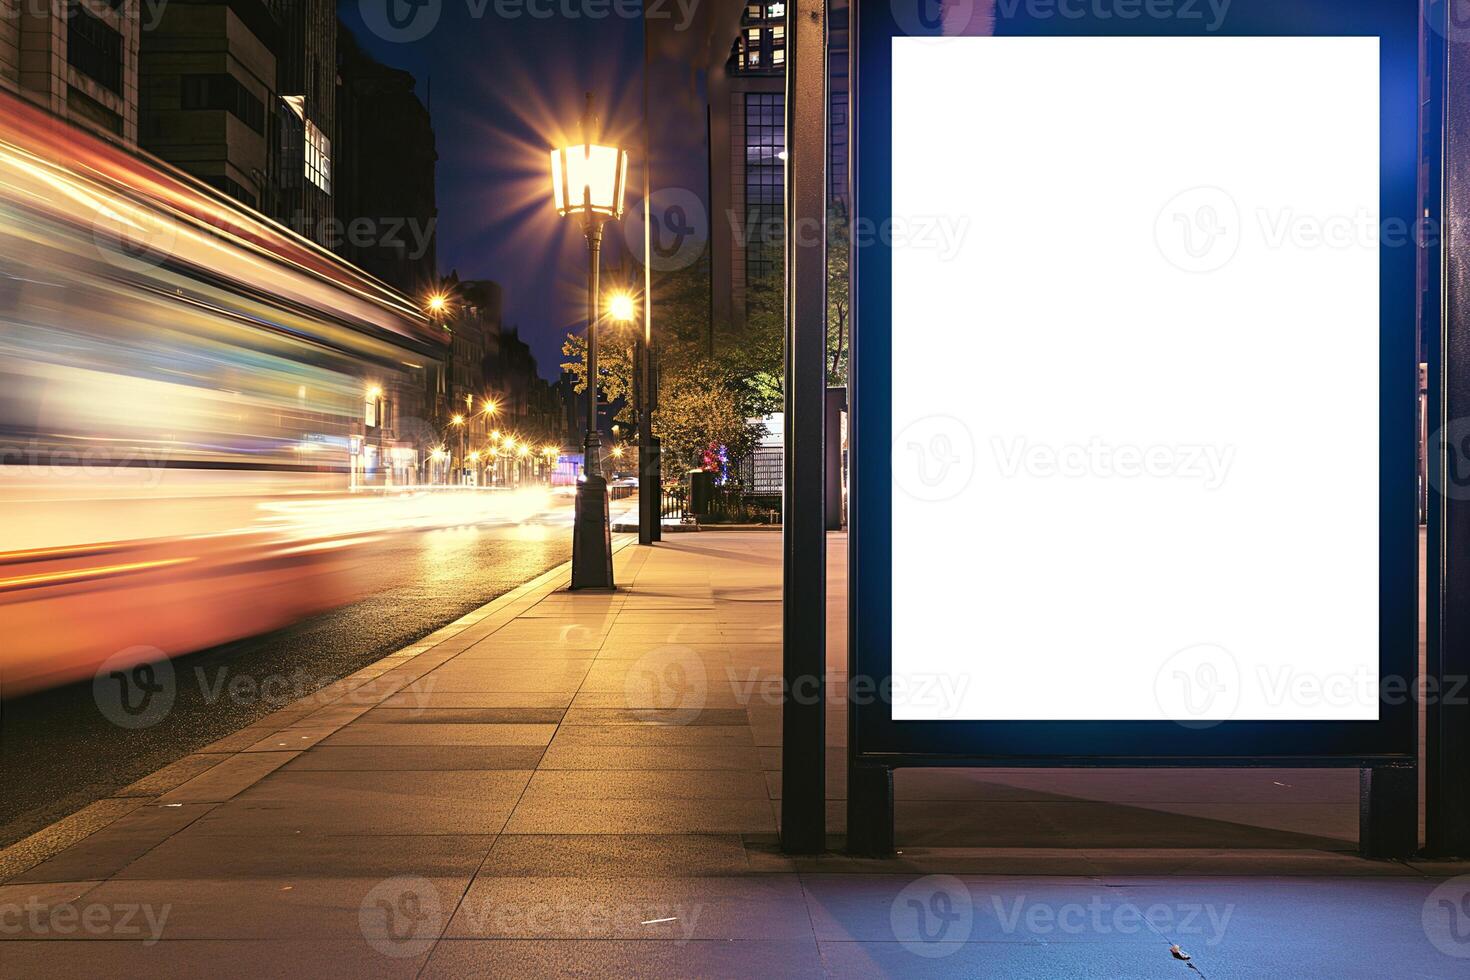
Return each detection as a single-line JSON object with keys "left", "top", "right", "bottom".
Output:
{"left": 138, "top": 0, "right": 279, "bottom": 210}
{"left": 336, "top": 25, "right": 438, "bottom": 295}
{"left": 269, "top": 0, "right": 334, "bottom": 242}
{"left": 1, "top": 0, "right": 141, "bottom": 143}
{"left": 707, "top": 0, "right": 847, "bottom": 336}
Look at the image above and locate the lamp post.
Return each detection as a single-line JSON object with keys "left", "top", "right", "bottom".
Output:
{"left": 606, "top": 293, "right": 635, "bottom": 484}
{"left": 551, "top": 93, "right": 627, "bottom": 590}
{"left": 450, "top": 414, "right": 465, "bottom": 485}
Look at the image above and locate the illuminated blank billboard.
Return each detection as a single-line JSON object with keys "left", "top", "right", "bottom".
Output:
{"left": 889, "top": 37, "right": 1380, "bottom": 723}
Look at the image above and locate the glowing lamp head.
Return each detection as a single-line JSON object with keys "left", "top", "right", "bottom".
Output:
{"left": 550, "top": 143, "right": 628, "bottom": 221}
{"left": 451, "top": 414, "right": 464, "bottom": 426}
{"left": 607, "top": 292, "right": 636, "bottom": 323}
{"left": 550, "top": 96, "right": 627, "bottom": 223}
{"left": 483, "top": 399, "right": 498, "bottom": 415}
{"left": 426, "top": 294, "right": 449, "bottom": 315}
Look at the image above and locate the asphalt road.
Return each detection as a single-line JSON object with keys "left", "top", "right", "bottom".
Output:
{"left": 0, "top": 519, "right": 573, "bottom": 848}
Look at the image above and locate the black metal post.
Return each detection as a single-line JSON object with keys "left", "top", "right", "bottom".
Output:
{"left": 571, "top": 217, "right": 614, "bottom": 590}
{"left": 780, "top": 0, "right": 827, "bottom": 855}
{"left": 1427, "top": 2, "right": 1470, "bottom": 857}
{"left": 637, "top": 15, "right": 659, "bottom": 546}
{"left": 847, "top": 763, "right": 895, "bottom": 856}
{"left": 825, "top": 386, "right": 845, "bottom": 531}
{"left": 1360, "top": 764, "right": 1417, "bottom": 859}
{"left": 636, "top": 335, "right": 659, "bottom": 544}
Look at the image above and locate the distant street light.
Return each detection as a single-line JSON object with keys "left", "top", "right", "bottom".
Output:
{"left": 450, "top": 413, "right": 466, "bottom": 484}
{"left": 607, "top": 291, "right": 636, "bottom": 324}
{"left": 551, "top": 92, "right": 627, "bottom": 590}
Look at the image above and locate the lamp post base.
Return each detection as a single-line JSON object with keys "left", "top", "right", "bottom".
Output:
{"left": 571, "top": 475, "right": 615, "bottom": 590}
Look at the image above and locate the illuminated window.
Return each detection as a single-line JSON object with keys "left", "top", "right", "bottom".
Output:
{"left": 744, "top": 92, "right": 784, "bottom": 284}
{"left": 304, "top": 119, "right": 331, "bottom": 193}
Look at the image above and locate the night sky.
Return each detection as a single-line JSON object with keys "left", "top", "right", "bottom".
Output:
{"left": 339, "top": 0, "right": 736, "bottom": 377}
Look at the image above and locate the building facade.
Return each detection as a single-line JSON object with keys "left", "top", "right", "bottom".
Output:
{"left": 1, "top": 0, "right": 141, "bottom": 143}
{"left": 268, "top": 0, "right": 333, "bottom": 243}
{"left": 138, "top": 0, "right": 278, "bottom": 209}
{"left": 707, "top": 0, "right": 848, "bottom": 336}
{"left": 335, "top": 26, "right": 437, "bottom": 296}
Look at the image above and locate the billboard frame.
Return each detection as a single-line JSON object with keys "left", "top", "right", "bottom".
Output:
{"left": 846, "top": 0, "right": 1426, "bottom": 855}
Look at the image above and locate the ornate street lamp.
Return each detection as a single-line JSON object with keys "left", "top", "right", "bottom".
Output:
{"left": 551, "top": 93, "right": 627, "bottom": 590}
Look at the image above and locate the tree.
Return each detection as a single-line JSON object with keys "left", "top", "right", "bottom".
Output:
{"left": 827, "top": 201, "right": 850, "bottom": 385}
{"left": 561, "top": 252, "right": 774, "bottom": 472}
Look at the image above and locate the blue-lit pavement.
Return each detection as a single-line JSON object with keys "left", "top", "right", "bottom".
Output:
{"left": 0, "top": 532, "right": 1467, "bottom": 977}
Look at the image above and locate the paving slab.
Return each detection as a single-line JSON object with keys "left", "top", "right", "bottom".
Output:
{"left": 443, "top": 874, "right": 811, "bottom": 940}
{"left": 420, "top": 938, "right": 823, "bottom": 979}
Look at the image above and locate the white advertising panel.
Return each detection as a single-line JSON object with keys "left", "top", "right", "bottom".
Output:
{"left": 890, "top": 37, "right": 1380, "bottom": 722}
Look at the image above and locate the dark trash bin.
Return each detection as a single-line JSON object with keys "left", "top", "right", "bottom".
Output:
{"left": 688, "top": 469, "right": 715, "bottom": 517}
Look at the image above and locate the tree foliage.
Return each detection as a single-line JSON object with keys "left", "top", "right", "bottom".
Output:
{"left": 561, "top": 252, "right": 781, "bottom": 472}
{"left": 827, "top": 202, "right": 850, "bottom": 386}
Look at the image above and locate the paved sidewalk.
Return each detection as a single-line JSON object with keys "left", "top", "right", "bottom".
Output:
{"left": 1, "top": 532, "right": 1468, "bottom": 977}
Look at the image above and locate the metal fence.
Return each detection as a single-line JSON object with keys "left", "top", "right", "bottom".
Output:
{"left": 737, "top": 446, "right": 784, "bottom": 495}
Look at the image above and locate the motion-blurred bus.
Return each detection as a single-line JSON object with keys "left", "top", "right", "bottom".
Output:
{"left": 0, "top": 88, "right": 446, "bottom": 695}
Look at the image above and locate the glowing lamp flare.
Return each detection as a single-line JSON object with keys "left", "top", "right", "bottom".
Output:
{"left": 607, "top": 292, "right": 636, "bottom": 323}
{"left": 550, "top": 143, "right": 628, "bottom": 221}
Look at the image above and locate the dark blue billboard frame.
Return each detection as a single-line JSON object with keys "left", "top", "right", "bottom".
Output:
{"left": 848, "top": 0, "right": 1424, "bottom": 852}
